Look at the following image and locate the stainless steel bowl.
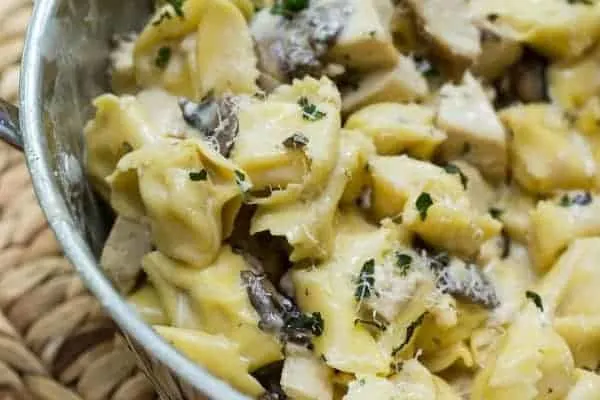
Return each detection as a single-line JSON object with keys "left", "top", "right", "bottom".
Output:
{"left": 0, "top": 1, "right": 248, "bottom": 398}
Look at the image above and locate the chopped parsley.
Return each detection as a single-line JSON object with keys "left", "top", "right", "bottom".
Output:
{"left": 559, "top": 192, "right": 592, "bottom": 207}
{"left": 526, "top": 291, "right": 544, "bottom": 312}
{"left": 443, "top": 163, "right": 468, "bottom": 189}
{"left": 415, "top": 192, "right": 434, "bottom": 221}
{"left": 155, "top": 47, "right": 172, "bottom": 69}
{"left": 489, "top": 207, "right": 503, "bottom": 219}
{"left": 567, "top": 0, "right": 593, "bottom": 5}
{"left": 395, "top": 253, "right": 413, "bottom": 276}
{"left": 355, "top": 259, "right": 376, "bottom": 302}
{"left": 189, "top": 170, "right": 208, "bottom": 181}
{"left": 391, "top": 313, "right": 427, "bottom": 356}
{"left": 166, "top": 0, "right": 185, "bottom": 17}
{"left": 271, "top": 0, "right": 310, "bottom": 18}
{"left": 298, "top": 97, "right": 326, "bottom": 121}
{"left": 282, "top": 132, "right": 309, "bottom": 149}
{"left": 285, "top": 312, "right": 324, "bottom": 336}
{"left": 354, "top": 318, "right": 387, "bottom": 331}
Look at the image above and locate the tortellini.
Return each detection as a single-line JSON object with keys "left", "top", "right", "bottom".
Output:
{"left": 108, "top": 139, "right": 243, "bottom": 267}
{"left": 87, "top": 0, "right": 600, "bottom": 397}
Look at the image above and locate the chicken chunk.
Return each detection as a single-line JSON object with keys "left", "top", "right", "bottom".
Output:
{"left": 436, "top": 72, "right": 508, "bottom": 183}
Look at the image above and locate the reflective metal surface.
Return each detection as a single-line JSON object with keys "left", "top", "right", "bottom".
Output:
{"left": 17, "top": 0, "right": 249, "bottom": 398}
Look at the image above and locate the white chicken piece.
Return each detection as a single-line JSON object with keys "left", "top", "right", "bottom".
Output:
{"left": 341, "top": 55, "right": 429, "bottom": 113}
{"left": 436, "top": 72, "right": 508, "bottom": 183}
{"left": 405, "top": 0, "right": 481, "bottom": 63}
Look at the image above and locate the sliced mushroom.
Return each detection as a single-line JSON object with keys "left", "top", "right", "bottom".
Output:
{"left": 433, "top": 258, "right": 500, "bottom": 309}
{"left": 100, "top": 217, "right": 152, "bottom": 294}
{"left": 241, "top": 269, "right": 323, "bottom": 348}
{"left": 178, "top": 94, "right": 239, "bottom": 157}
{"left": 251, "top": 1, "right": 350, "bottom": 83}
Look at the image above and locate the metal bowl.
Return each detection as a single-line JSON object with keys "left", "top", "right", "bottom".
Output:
{"left": 1, "top": 1, "right": 248, "bottom": 398}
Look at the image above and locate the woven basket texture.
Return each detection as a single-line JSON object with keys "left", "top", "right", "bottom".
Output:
{"left": 0, "top": 1, "right": 157, "bottom": 399}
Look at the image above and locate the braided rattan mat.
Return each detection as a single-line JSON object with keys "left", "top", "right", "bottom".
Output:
{"left": 0, "top": 2, "right": 156, "bottom": 399}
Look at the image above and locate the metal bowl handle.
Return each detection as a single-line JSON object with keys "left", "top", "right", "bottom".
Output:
{"left": 0, "top": 98, "right": 23, "bottom": 150}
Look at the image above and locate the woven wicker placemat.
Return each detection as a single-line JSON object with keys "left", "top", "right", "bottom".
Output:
{"left": 0, "top": 2, "right": 157, "bottom": 399}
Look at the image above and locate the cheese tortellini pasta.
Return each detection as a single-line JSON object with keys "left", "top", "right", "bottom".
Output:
{"left": 86, "top": 0, "right": 600, "bottom": 397}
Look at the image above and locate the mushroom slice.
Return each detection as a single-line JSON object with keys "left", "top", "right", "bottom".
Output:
{"left": 100, "top": 217, "right": 152, "bottom": 294}
{"left": 241, "top": 270, "right": 324, "bottom": 348}
{"left": 405, "top": 0, "right": 481, "bottom": 64}
{"left": 432, "top": 257, "right": 500, "bottom": 309}
{"left": 178, "top": 94, "right": 240, "bottom": 157}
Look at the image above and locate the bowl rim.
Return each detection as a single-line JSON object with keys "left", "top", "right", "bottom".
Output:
{"left": 20, "top": 1, "right": 249, "bottom": 399}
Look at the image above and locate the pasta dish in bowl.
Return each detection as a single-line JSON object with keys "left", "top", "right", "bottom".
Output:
{"left": 84, "top": 0, "right": 600, "bottom": 398}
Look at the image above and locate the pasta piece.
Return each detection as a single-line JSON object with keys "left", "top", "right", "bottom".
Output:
{"left": 84, "top": 90, "right": 188, "bottom": 199}
{"left": 142, "top": 257, "right": 202, "bottom": 329}
{"left": 484, "top": 247, "right": 537, "bottom": 326}
{"left": 155, "top": 326, "right": 265, "bottom": 397}
{"left": 280, "top": 344, "right": 334, "bottom": 400}
{"left": 421, "top": 341, "right": 474, "bottom": 373}
{"left": 251, "top": 129, "right": 375, "bottom": 262}
{"left": 451, "top": 160, "right": 496, "bottom": 215}
{"left": 436, "top": 72, "right": 507, "bottom": 183}
{"left": 340, "top": 130, "right": 377, "bottom": 205}
{"left": 230, "top": 76, "right": 341, "bottom": 203}
{"left": 143, "top": 248, "right": 283, "bottom": 370}
{"left": 405, "top": 0, "right": 481, "bottom": 64}
{"left": 100, "top": 217, "right": 151, "bottom": 294}
{"left": 326, "top": 0, "right": 398, "bottom": 71}
{"left": 548, "top": 45, "right": 600, "bottom": 111}
{"left": 470, "top": 327, "right": 505, "bottom": 369}
{"left": 344, "top": 360, "right": 461, "bottom": 399}
{"left": 529, "top": 195, "right": 600, "bottom": 272}
{"left": 369, "top": 155, "right": 444, "bottom": 221}
{"left": 292, "top": 210, "right": 396, "bottom": 375}
{"left": 127, "top": 283, "right": 169, "bottom": 325}
{"left": 555, "top": 316, "right": 600, "bottom": 370}
{"left": 341, "top": 55, "right": 429, "bottom": 113}
{"left": 471, "top": 303, "right": 576, "bottom": 400}
{"left": 492, "top": 184, "right": 536, "bottom": 243}
{"left": 501, "top": 104, "right": 596, "bottom": 194}
{"left": 108, "top": 139, "right": 243, "bottom": 267}
{"left": 566, "top": 369, "right": 600, "bottom": 400}
{"left": 194, "top": 0, "right": 259, "bottom": 98}
{"left": 469, "top": 0, "right": 600, "bottom": 59}
{"left": 402, "top": 172, "right": 501, "bottom": 258}
{"left": 134, "top": 34, "right": 198, "bottom": 98}
{"left": 344, "top": 103, "right": 446, "bottom": 159}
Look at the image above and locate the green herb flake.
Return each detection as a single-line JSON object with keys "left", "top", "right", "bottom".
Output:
{"left": 489, "top": 207, "right": 504, "bottom": 219}
{"left": 391, "top": 313, "right": 427, "bottom": 356}
{"left": 560, "top": 192, "right": 592, "bottom": 207}
{"left": 283, "top": 132, "right": 309, "bottom": 149}
{"left": 526, "top": 291, "right": 544, "bottom": 312}
{"left": 443, "top": 164, "right": 468, "bottom": 189}
{"left": 354, "top": 259, "right": 376, "bottom": 302}
{"left": 358, "top": 378, "right": 366, "bottom": 386}
{"left": 395, "top": 253, "right": 413, "bottom": 276}
{"left": 189, "top": 170, "right": 208, "bottom": 181}
{"left": 234, "top": 170, "right": 252, "bottom": 193}
{"left": 155, "top": 46, "right": 172, "bottom": 69}
{"left": 285, "top": 311, "right": 324, "bottom": 337}
{"left": 166, "top": 0, "right": 185, "bottom": 17}
{"left": 298, "top": 97, "right": 326, "bottom": 121}
{"left": 567, "top": 0, "right": 593, "bottom": 5}
{"left": 354, "top": 318, "right": 387, "bottom": 331}
{"left": 415, "top": 192, "right": 434, "bottom": 221}
{"left": 271, "top": 0, "right": 309, "bottom": 18}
